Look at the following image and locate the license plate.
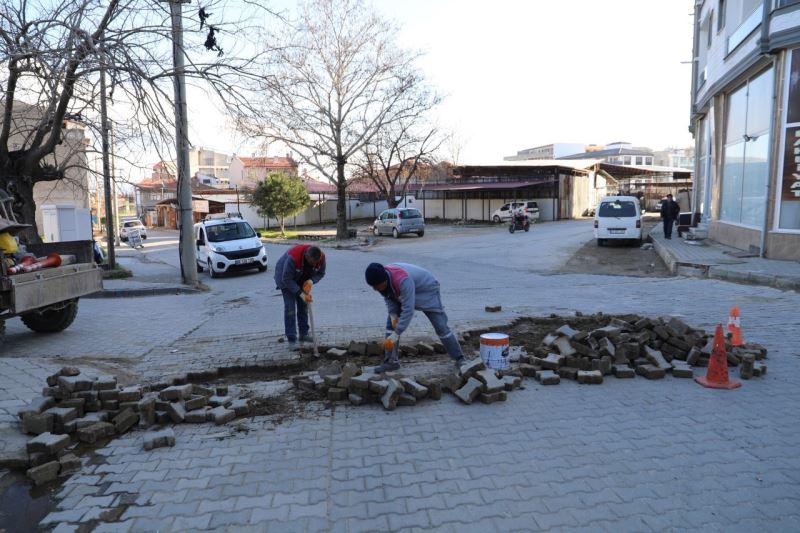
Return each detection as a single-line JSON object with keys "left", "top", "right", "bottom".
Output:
{"left": 608, "top": 229, "right": 625, "bottom": 234}
{"left": 234, "top": 257, "right": 255, "bottom": 265}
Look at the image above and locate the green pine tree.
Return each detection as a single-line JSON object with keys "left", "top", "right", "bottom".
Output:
{"left": 249, "top": 172, "right": 310, "bottom": 236}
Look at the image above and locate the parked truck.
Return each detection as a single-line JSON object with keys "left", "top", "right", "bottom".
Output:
{"left": 0, "top": 240, "right": 103, "bottom": 343}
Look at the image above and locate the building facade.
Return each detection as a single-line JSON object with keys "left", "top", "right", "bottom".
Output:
{"left": 234, "top": 156, "right": 299, "bottom": 188}
{"left": 691, "top": 0, "right": 800, "bottom": 260}
{"left": 504, "top": 143, "right": 586, "bottom": 161}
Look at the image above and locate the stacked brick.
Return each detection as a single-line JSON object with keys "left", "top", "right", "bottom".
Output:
{"left": 292, "top": 358, "right": 523, "bottom": 410}
{"left": 517, "top": 316, "right": 768, "bottom": 384}
{"left": 14, "top": 367, "right": 254, "bottom": 485}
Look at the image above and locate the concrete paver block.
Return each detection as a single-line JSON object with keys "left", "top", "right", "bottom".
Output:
{"left": 93, "top": 376, "right": 117, "bottom": 390}
{"left": 636, "top": 365, "right": 666, "bottom": 380}
{"left": 553, "top": 336, "right": 576, "bottom": 357}
{"left": 475, "top": 370, "right": 505, "bottom": 393}
{"left": 118, "top": 387, "right": 142, "bottom": 403}
{"left": 27, "top": 460, "right": 60, "bottom": 486}
{"left": 185, "top": 409, "right": 209, "bottom": 423}
{"left": 166, "top": 401, "right": 186, "bottom": 423}
{"left": 577, "top": 370, "right": 603, "bottom": 384}
{"left": 415, "top": 343, "right": 435, "bottom": 355}
{"left": 338, "top": 363, "right": 361, "bottom": 389}
{"left": 113, "top": 408, "right": 139, "bottom": 434}
{"left": 368, "top": 379, "right": 389, "bottom": 395}
{"left": 612, "top": 365, "right": 635, "bottom": 378}
{"left": 454, "top": 377, "right": 484, "bottom": 404}
{"left": 348, "top": 393, "right": 365, "bottom": 406}
{"left": 229, "top": 399, "right": 250, "bottom": 416}
{"left": 399, "top": 378, "right": 428, "bottom": 399}
{"left": 208, "top": 395, "right": 233, "bottom": 408}
{"left": 381, "top": 380, "right": 402, "bottom": 411}
{"left": 459, "top": 358, "right": 486, "bottom": 379}
{"left": 98, "top": 389, "right": 119, "bottom": 402}
{"left": 22, "top": 412, "right": 54, "bottom": 435}
{"left": 76, "top": 422, "right": 115, "bottom": 444}
{"left": 397, "top": 393, "right": 416, "bottom": 407}
{"left": 159, "top": 384, "right": 193, "bottom": 401}
{"left": 207, "top": 406, "right": 235, "bottom": 425}
{"left": 327, "top": 388, "right": 348, "bottom": 401}
{"left": 557, "top": 367, "right": 579, "bottom": 380}
{"left": 27, "top": 432, "right": 71, "bottom": 454}
{"left": 502, "top": 375, "right": 522, "bottom": 390}
{"left": 58, "top": 453, "right": 82, "bottom": 473}
{"left": 192, "top": 384, "right": 215, "bottom": 397}
{"left": 479, "top": 391, "right": 507, "bottom": 404}
{"left": 57, "top": 375, "right": 93, "bottom": 393}
{"left": 325, "top": 348, "right": 348, "bottom": 360}
{"left": 644, "top": 346, "right": 672, "bottom": 370}
{"left": 348, "top": 373, "right": 375, "bottom": 391}
{"left": 535, "top": 370, "right": 560, "bottom": 385}
{"left": 17, "top": 397, "right": 55, "bottom": 420}
{"left": 143, "top": 428, "right": 176, "bottom": 451}
{"left": 347, "top": 341, "right": 366, "bottom": 356}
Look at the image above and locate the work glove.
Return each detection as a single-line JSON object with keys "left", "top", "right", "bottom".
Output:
{"left": 302, "top": 280, "right": 313, "bottom": 294}
{"left": 302, "top": 292, "right": 313, "bottom": 304}
{"left": 383, "top": 332, "right": 399, "bottom": 351}
{"left": 390, "top": 313, "right": 399, "bottom": 329}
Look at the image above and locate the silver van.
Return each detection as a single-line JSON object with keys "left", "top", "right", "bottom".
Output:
{"left": 372, "top": 208, "right": 425, "bottom": 238}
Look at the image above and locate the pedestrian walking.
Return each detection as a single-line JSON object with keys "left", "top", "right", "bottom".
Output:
{"left": 364, "top": 262, "right": 465, "bottom": 373}
{"left": 274, "top": 245, "right": 326, "bottom": 347}
{"left": 660, "top": 193, "right": 681, "bottom": 239}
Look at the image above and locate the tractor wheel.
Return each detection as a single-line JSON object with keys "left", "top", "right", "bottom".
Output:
{"left": 21, "top": 300, "right": 79, "bottom": 333}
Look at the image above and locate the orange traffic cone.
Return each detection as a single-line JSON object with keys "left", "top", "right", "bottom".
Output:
{"left": 695, "top": 324, "right": 741, "bottom": 390}
{"left": 727, "top": 306, "right": 743, "bottom": 346}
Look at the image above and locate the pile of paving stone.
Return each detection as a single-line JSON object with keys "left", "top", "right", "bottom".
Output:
{"left": 518, "top": 316, "right": 768, "bottom": 385}
{"left": 14, "top": 367, "right": 253, "bottom": 485}
{"left": 319, "top": 339, "right": 447, "bottom": 360}
{"left": 292, "top": 358, "right": 523, "bottom": 411}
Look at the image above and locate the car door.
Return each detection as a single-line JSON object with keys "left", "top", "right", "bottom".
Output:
{"left": 196, "top": 227, "right": 208, "bottom": 265}
{"left": 377, "top": 211, "right": 388, "bottom": 234}
{"left": 498, "top": 203, "right": 510, "bottom": 220}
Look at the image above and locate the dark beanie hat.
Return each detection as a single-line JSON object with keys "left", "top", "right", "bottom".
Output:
{"left": 365, "top": 263, "right": 388, "bottom": 286}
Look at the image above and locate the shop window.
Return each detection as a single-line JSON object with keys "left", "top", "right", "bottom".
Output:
{"left": 778, "top": 48, "right": 800, "bottom": 230}
{"left": 720, "top": 67, "right": 773, "bottom": 227}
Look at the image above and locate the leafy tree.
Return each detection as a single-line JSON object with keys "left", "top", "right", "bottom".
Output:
{"left": 249, "top": 172, "right": 309, "bottom": 235}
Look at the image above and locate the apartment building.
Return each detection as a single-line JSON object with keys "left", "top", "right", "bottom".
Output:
{"left": 691, "top": 0, "right": 800, "bottom": 259}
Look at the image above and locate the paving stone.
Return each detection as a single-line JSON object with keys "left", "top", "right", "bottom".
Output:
{"left": 166, "top": 401, "right": 186, "bottom": 423}
{"left": 612, "top": 365, "right": 635, "bottom": 378}
{"left": 569, "top": 341, "right": 595, "bottom": 357}
{"left": 536, "top": 370, "right": 561, "bottom": 385}
{"left": 77, "top": 422, "right": 115, "bottom": 444}
{"left": 381, "top": 380, "right": 402, "bottom": 411}
{"left": 557, "top": 367, "right": 579, "bottom": 380}
{"left": 555, "top": 324, "right": 579, "bottom": 338}
{"left": 118, "top": 402, "right": 139, "bottom": 413}
{"left": 113, "top": 408, "right": 139, "bottom": 434}
{"left": 98, "top": 389, "right": 120, "bottom": 402}
{"left": 58, "top": 453, "right": 82, "bottom": 473}
{"left": 229, "top": 399, "right": 250, "bottom": 416}
{"left": 215, "top": 385, "right": 228, "bottom": 396}
{"left": 101, "top": 400, "right": 119, "bottom": 411}
{"left": 75, "top": 412, "right": 109, "bottom": 429}
{"left": 366, "top": 342, "right": 384, "bottom": 356}
{"left": 415, "top": 342, "right": 435, "bottom": 355}
{"left": 754, "top": 363, "right": 767, "bottom": 377}
{"left": 671, "top": 364, "right": 694, "bottom": 378}
{"left": 485, "top": 305, "right": 502, "bottom": 312}
{"left": 17, "top": 397, "right": 56, "bottom": 419}
{"left": 416, "top": 378, "right": 443, "bottom": 400}
{"left": 592, "top": 325, "right": 621, "bottom": 339}
{"left": 368, "top": 379, "right": 389, "bottom": 395}
{"left": 553, "top": 336, "right": 576, "bottom": 357}
{"left": 398, "top": 378, "right": 428, "bottom": 399}
{"left": 501, "top": 375, "right": 522, "bottom": 390}
{"left": 598, "top": 337, "right": 615, "bottom": 358}
{"left": 22, "top": 412, "right": 54, "bottom": 435}
{"left": 323, "top": 373, "right": 342, "bottom": 387}
{"left": 207, "top": 406, "right": 235, "bottom": 425}
{"left": 29, "top": 452, "right": 54, "bottom": 467}
{"left": 347, "top": 341, "right": 367, "bottom": 356}
{"left": 155, "top": 411, "right": 170, "bottom": 424}
{"left": 138, "top": 398, "right": 156, "bottom": 428}
{"left": 479, "top": 391, "right": 507, "bottom": 404}
{"left": 348, "top": 393, "right": 365, "bottom": 406}
{"left": 208, "top": 395, "right": 232, "bottom": 408}
{"left": 519, "top": 363, "right": 539, "bottom": 377}
{"left": 454, "top": 377, "right": 484, "bottom": 404}
{"left": 44, "top": 407, "right": 78, "bottom": 434}
{"left": 636, "top": 364, "right": 666, "bottom": 380}
{"left": 576, "top": 370, "right": 603, "bottom": 384}
{"left": 349, "top": 373, "right": 376, "bottom": 392}
{"left": 57, "top": 375, "right": 94, "bottom": 393}
{"left": 399, "top": 344, "right": 419, "bottom": 356}
{"left": 93, "top": 377, "right": 117, "bottom": 391}
{"left": 190, "top": 384, "right": 214, "bottom": 397}
{"left": 159, "top": 384, "right": 193, "bottom": 401}
{"left": 644, "top": 345, "right": 673, "bottom": 370}
{"left": 459, "top": 358, "right": 485, "bottom": 379}
{"left": 27, "top": 432, "right": 71, "bottom": 454}
{"left": 118, "top": 387, "right": 142, "bottom": 403}
{"left": 327, "top": 388, "right": 348, "bottom": 401}
{"left": 324, "top": 347, "right": 348, "bottom": 360}
{"left": 143, "top": 428, "right": 176, "bottom": 451}
{"left": 475, "top": 370, "right": 505, "bottom": 393}
{"left": 397, "top": 393, "right": 417, "bottom": 407}
{"left": 27, "top": 460, "right": 60, "bottom": 486}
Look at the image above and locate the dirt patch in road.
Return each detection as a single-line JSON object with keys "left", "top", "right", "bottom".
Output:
{"left": 560, "top": 219, "right": 670, "bottom": 278}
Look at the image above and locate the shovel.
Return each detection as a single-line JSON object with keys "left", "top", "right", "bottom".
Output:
{"left": 307, "top": 298, "right": 320, "bottom": 358}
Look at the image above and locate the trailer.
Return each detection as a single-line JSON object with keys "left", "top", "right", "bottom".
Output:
{"left": 0, "top": 240, "right": 103, "bottom": 343}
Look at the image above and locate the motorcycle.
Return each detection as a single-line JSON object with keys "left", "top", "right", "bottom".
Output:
{"left": 508, "top": 211, "right": 530, "bottom": 233}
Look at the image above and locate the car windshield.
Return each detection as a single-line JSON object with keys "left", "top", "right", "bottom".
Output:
{"left": 599, "top": 201, "right": 637, "bottom": 217}
{"left": 123, "top": 221, "right": 142, "bottom": 228}
{"left": 206, "top": 222, "right": 256, "bottom": 242}
{"left": 399, "top": 209, "right": 422, "bottom": 219}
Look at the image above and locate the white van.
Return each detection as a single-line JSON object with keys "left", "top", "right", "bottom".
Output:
{"left": 594, "top": 196, "right": 642, "bottom": 245}
{"left": 193, "top": 215, "right": 268, "bottom": 277}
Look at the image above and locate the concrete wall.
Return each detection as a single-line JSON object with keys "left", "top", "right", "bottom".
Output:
{"left": 766, "top": 232, "right": 800, "bottom": 261}
{"left": 710, "top": 220, "right": 761, "bottom": 252}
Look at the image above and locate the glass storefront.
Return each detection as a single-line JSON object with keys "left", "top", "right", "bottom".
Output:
{"left": 720, "top": 67, "right": 774, "bottom": 227}
{"left": 778, "top": 48, "right": 800, "bottom": 231}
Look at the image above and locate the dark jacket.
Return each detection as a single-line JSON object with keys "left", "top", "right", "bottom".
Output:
{"left": 660, "top": 199, "right": 680, "bottom": 220}
{"left": 274, "top": 244, "right": 326, "bottom": 295}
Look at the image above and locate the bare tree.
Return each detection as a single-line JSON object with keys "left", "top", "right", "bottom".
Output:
{"left": 355, "top": 115, "right": 444, "bottom": 208}
{"left": 0, "top": 0, "right": 274, "bottom": 243}
{"left": 239, "top": 0, "right": 426, "bottom": 239}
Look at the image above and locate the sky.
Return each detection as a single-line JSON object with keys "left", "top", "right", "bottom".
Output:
{"left": 169, "top": 0, "right": 696, "bottom": 180}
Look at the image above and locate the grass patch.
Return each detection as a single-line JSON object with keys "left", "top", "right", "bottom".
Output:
{"left": 258, "top": 229, "right": 300, "bottom": 239}
{"left": 101, "top": 263, "right": 132, "bottom": 279}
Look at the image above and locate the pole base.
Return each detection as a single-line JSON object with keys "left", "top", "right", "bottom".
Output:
{"left": 694, "top": 376, "right": 742, "bottom": 390}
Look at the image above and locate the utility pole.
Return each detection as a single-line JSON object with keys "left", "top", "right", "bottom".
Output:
{"left": 99, "top": 52, "right": 115, "bottom": 270}
{"left": 163, "top": 0, "right": 197, "bottom": 285}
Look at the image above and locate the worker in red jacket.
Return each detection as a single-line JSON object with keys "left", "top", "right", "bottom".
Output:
{"left": 274, "top": 245, "right": 326, "bottom": 347}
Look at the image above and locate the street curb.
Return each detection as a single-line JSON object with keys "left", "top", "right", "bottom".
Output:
{"left": 652, "top": 237, "right": 799, "bottom": 291}
{"left": 86, "top": 286, "right": 204, "bottom": 298}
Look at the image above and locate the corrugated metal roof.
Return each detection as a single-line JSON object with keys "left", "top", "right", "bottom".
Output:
{"left": 455, "top": 159, "right": 601, "bottom": 170}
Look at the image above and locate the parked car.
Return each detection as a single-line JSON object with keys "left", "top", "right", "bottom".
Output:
{"left": 594, "top": 195, "right": 642, "bottom": 245}
{"left": 194, "top": 215, "right": 268, "bottom": 277}
{"left": 372, "top": 208, "right": 425, "bottom": 238}
{"left": 491, "top": 201, "right": 540, "bottom": 223}
{"left": 119, "top": 219, "right": 147, "bottom": 241}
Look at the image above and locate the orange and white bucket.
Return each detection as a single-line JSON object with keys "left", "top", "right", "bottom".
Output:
{"left": 479, "top": 333, "right": 510, "bottom": 370}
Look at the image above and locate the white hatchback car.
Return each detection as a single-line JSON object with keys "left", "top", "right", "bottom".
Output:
{"left": 491, "top": 201, "right": 540, "bottom": 223}
{"left": 194, "top": 216, "right": 268, "bottom": 277}
{"left": 594, "top": 196, "right": 642, "bottom": 245}
{"left": 119, "top": 219, "right": 147, "bottom": 241}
